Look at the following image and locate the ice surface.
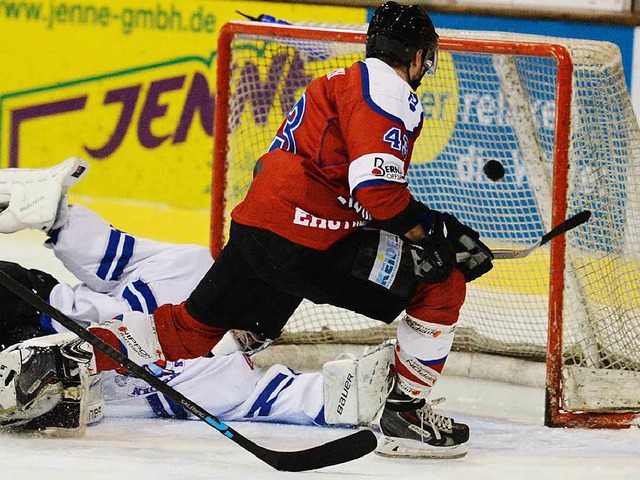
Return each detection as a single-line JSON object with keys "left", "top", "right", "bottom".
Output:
{"left": 1, "top": 231, "right": 639, "bottom": 480}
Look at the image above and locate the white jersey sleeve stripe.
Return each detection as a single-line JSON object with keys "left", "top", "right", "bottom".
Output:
{"left": 349, "top": 152, "right": 406, "bottom": 195}
{"left": 96, "top": 229, "right": 136, "bottom": 281}
{"left": 110, "top": 233, "right": 135, "bottom": 280}
{"left": 121, "top": 280, "right": 159, "bottom": 314}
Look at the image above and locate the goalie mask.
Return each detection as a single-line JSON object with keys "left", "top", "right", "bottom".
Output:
{"left": 0, "top": 334, "right": 103, "bottom": 435}
{"left": 366, "top": 1, "right": 439, "bottom": 90}
{"left": 0, "top": 343, "right": 63, "bottom": 427}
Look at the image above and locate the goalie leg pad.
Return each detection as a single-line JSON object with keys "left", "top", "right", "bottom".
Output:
{"left": 0, "top": 333, "right": 103, "bottom": 436}
{"left": 0, "top": 157, "right": 89, "bottom": 234}
{"left": 88, "top": 311, "right": 166, "bottom": 374}
{"left": 323, "top": 341, "right": 394, "bottom": 425}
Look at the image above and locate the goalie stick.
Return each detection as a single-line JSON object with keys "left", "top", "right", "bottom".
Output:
{"left": 456, "top": 210, "right": 592, "bottom": 262}
{"left": 0, "top": 269, "right": 377, "bottom": 472}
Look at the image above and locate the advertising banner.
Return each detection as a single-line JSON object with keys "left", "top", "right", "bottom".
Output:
{"left": 0, "top": 0, "right": 366, "bottom": 244}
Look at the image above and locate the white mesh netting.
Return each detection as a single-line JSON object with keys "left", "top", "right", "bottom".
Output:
{"left": 214, "top": 23, "right": 640, "bottom": 414}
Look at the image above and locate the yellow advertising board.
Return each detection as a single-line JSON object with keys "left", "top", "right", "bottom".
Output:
{"left": 0, "top": 0, "right": 367, "bottom": 245}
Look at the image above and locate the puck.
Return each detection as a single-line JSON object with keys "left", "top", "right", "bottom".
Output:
{"left": 483, "top": 160, "right": 505, "bottom": 181}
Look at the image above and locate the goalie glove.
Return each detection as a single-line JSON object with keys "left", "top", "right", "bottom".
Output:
{"left": 0, "top": 157, "right": 89, "bottom": 234}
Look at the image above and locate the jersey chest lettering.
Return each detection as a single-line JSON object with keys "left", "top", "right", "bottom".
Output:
{"left": 293, "top": 207, "right": 368, "bottom": 231}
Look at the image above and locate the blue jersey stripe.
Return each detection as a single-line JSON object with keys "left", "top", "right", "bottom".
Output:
{"left": 164, "top": 395, "right": 189, "bottom": 419}
{"left": 351, "top": 178, "right": 393, "bottom": 195}
{"left": 418, "top": 354, "right": 448, "bottom": 366}
{"left": 132, "top": 279, "right": 158, "bottom": 313}
{"left": 313, "top": 407, "right": 326, "bottom": 426}
{"left": 47, "top": 228, "right": 61, "bottom": 245}
{"left": 122, "top": 286, "right": 143, "bottom": 312}
{"left": 96, "top": 229, "right": 121, "bottom": 280}
{"left": 110, "top": 234, "right": 135, "bottom": 280}
{"left": 39, "top": 312, "right": 57, "bottom": 334}
{"left": 246, "top": 373, "right": 295, "bottom": 418}
{"left": 146, "top": 394, "right": 171, "bottom": 418}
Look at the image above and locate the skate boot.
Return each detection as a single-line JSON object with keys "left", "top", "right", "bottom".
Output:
{"left": 376, "top": 390, "right": 469, "bottom": 459}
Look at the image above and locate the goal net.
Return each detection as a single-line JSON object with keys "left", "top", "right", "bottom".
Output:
{"left": 212, "top": 21, "right": 640, "bottom": 428}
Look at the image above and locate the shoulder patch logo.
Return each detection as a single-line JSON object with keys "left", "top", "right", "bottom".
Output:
{"left": 372, "top": 157, "right": 385, "bottom": 176}
{"left": 408, "top": 92, "right": 419, "bottom": 112}
{"left": 371, "top": 157, "right": 403, "bottom": 180}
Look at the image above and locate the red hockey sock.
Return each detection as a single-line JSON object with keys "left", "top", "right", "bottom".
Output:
{"left": 89, "top": 327, "right": 125, "bottom": 372}
{"left": 153, "top": 302, "right": 227, "bottom": 361}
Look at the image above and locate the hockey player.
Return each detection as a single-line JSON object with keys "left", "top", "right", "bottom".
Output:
{"left": 143, "top": 2, "right": 492, "bottom": 459}
{"left": 1, "top": 2, "right": 494, "bottom": 459}
{"left": 0, "top": 159, "right": 393, "bottom": 435}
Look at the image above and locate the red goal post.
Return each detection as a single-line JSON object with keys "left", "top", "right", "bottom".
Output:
{"left": 212, "top": 21, "right": 640, "bottom": 429}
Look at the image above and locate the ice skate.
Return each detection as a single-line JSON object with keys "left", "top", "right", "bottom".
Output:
{"left": 376, "top": 390, "right": 469, "bottom": 459}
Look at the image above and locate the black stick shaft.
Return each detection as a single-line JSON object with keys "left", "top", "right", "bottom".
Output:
{"left": 474, "top": 210, "right": 592, "bottom": 261}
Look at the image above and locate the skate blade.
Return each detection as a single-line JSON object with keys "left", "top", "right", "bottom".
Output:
{"left": 375, "top": 435, "right": 468, "bottom": 459}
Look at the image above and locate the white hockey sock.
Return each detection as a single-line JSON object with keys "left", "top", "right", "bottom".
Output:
{"left": 394, "top": 314, "right": 456, "bottom": 399}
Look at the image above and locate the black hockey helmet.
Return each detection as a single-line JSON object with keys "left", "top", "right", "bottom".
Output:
{"left": 366, "top": 2, "right": 439, "bottom": 79}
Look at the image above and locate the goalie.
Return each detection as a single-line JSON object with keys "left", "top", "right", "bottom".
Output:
{"left": 0, "top": 158, "right": 393, "bottom": 437}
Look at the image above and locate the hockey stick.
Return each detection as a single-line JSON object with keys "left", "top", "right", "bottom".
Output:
{"left": 456, "top": 210, "right": 592, "bottom": 261}
{"left": 0, "top": 269, "right": 377, "bottom": 472}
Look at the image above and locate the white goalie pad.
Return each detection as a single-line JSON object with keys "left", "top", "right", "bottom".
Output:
{"left": 323, "top": 341, "right": 394, "bottom": 426}
{"left": 0, "top": 157, "right": 89, "bottom": 234}
{"left": 91, "top": 311, "right": 166, "bottom": 373}
{"left": 0, "top": 333, "right": 103, "bottom": 436}
{"left": 211, "top": 330, "right": 274, "bottom": 356}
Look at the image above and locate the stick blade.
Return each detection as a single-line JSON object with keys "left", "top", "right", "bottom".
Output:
{"left": 270, "top": 429, "right": 377, "bottom": 472}
{"left": 540, "top": 210, "right": 592, "bottom": 246}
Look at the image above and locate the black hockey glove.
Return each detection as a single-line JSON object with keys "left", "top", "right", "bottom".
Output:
{"left": 441, "top": 213, "right": 494, "bottom": 282}
{"left": 410, "top": 210, "right": 457, "bottom": 284}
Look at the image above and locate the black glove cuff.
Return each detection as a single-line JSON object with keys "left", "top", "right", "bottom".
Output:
{"left": 377, "top": 197, "right": 426, "bottom": 237}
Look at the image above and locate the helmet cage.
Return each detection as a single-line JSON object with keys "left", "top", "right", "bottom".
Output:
{"left": 422, "top": 44, "right": 438, "bottom": 77}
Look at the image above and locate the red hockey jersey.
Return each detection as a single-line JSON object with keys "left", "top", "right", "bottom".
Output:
{"left": 232, "top": 58, "right": 424, "bottom": 250}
